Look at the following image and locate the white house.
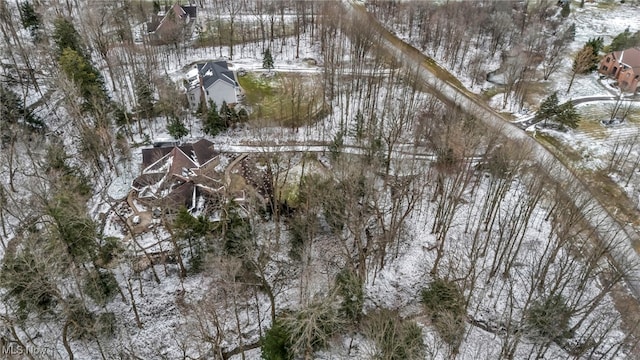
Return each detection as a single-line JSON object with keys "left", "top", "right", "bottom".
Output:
{"left": 186, "top": 61, "right": 241, "bottom": 110}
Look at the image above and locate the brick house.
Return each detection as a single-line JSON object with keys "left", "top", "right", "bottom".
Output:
{"left": 598, "top": 47, "right": 640, "bottom": 93}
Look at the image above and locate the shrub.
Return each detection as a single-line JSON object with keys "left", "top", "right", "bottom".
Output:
{"left": 284, "top": 301, "right": 341, "bottom": 355}
{"left": 525, "top": 293, "right": 573, "bottom": 342}
{"left": 68, "top": 304, "right": 117, "bottom": 340}
{"left": 335, "top": 269, "right": 364, "bottom": 323}
{"left": 223, "top": 208, "right": 253, "bottom": 257}
{"left": 84, "top": 269, "right": 118, "bottom": 305}
{"left": 96, "top": 312, "right": 117, "bottom": 337}
{"left": 0, "top": 250, "right": 57, "bottom": 319}
{"left": 287, "top": 212, "right": 317, "bottom": 260}
{"left": 421, "top": 279, "right": 466, "bottom": 349}
{"left": 365, "top": 309, "right": 425, "bottom": 360}
{"left": 67, "top": 299, "right": 96, "bottom": 340}
{"left": 97, "top": 236, "right": 122, "bottom": 266}
{"left": 261, "top": 320, "right": 293, "bottom": 360}
{"left": 434, "top": 147, "right": 460, "bottom": 172}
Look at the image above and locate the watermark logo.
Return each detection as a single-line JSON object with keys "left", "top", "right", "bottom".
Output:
{"left": 2, "top": 344, "right": 52, "bottom": 357}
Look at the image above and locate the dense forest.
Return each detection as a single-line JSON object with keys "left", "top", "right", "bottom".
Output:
{"left": 1, "top": 0, "right": 640, "bottom": 359}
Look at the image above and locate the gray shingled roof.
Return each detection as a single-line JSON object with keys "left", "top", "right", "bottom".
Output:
{"left": 182, "top": 5, "right": 197, "bottom": 19}
{"left": 197, "top": 61, "right": 237, "bottom": 90}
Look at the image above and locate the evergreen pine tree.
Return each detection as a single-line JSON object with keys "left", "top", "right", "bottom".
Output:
{"left": 584, "top": 37, "right": 604, "bottom": 71}
{"left": 19, "top": 1, "right": 41, "bottom": 38}
{"left": 535, "top": 92, "right": 559, "bottom": 125}
{"left": 203, "top": 101, "right": 226, "bottom": 136}
{"left": 567, "top": 45, "right": 596, "bottom": 93}
{"left": 611, "top": 28, "right": 631, "bottom": 52}
{"left": 0, "top": 85, "right": 24, "bottom": 123}
{"left": 237, "top": 108, "right": 249, "bottom": 122}
{"left": 58, "top": 48, "right": 108, "bottom": 109}
{"left": 167, "top": 117, "right": 188, "bottom": 140}
{"left": 135, "top": 74, "right": 155, "bottom": 119}
{"left": 610, "top": 28, "right": 640, "bottom": 51}
{"left": 560, "top": 1, "right": 570, "bottom": 18}
{"left": 261, "top": 320, "right": 293, "bottom": 360}
{"left": 556, "top": 101, "right": 580, "bottom": 130}
{"left": 566, "top": 23, "right": 576, "bottom": 42}
{"left": 53, "top": 17, "right": 85, "bottom": 57}
{"left": 263, "top": 48, "right": 274, "bottom": 72}
{"left": 0, "top": 85, "right": 43, "bottom": 130}
{"left": 219, "top": 101, "right": 237, "bottom": 127}
{"left": 329, "top": 130, "right": 344, "bottom": 161}
{"left": 351, "top": 110, "right": 365, "bottom": 141}
{"left": 230, "top": 106, "right": 239, "bottom": 124}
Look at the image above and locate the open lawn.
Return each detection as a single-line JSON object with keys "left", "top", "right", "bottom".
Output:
{"left": 576, "top": 103, "right": 640, "bottom": 140}
{"left": 238, "top": 71, "right": 325, "bottom": 128}
{"left": 534, "top": 103, "right": 640, "bottom": 228}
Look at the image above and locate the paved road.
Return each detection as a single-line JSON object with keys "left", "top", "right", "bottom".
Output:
{"left": 344, "top": 1, "right": 640, "bottom": 298}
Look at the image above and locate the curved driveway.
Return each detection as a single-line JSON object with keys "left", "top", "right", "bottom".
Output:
{"left": 344, "top": 1, "right": 640, "bottom": 298}
{"left": 515, "top": 95, "right": 640, "bottom": 129}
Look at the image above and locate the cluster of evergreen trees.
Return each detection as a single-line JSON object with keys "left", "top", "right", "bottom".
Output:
{"left": 535, "top": 92, "right": 580, "bottom": 130}
{"left": 0, "top": 84, "right": 43, "bottom": 135}
{"left": 201, "top": 101, "right": 249, "bottom": 137}
{"left": 609, "top": 28, "right": 640, "bottom": 52}
{"left": 167, "top": 100, "right": 249, "bottom": 140}
{"left": 53, "top": 18, "right": 109, "bottom": 110}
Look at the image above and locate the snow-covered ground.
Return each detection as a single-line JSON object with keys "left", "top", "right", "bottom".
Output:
{"left": 1, "top": 1, "right": 639, "bottom": 359}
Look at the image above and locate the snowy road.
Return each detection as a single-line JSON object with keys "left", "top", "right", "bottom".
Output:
{"left": 346, "top": 1, "right": 640, "bottom": 299}
{"left": 216, "top": 141, "right": 485, "bottom": 165}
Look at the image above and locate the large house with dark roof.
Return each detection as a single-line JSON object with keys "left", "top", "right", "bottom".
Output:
{"left": 147, "top": 3, "right": 197, "bottom": 45}
{"left": 133, "top": 139, "right": 222, "bottom": 211}
{"left": 186, "top": 60, "right": 241, "bottom": 110}
{"left": 132, "top": 139, "right": 272, "bottom": 216}
{"left": 598, "top": 47, "right": 640, "bottom": 93}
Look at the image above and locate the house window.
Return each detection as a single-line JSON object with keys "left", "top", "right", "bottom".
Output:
{"left": 206, "top": 90, "right": 209, "bottom": 95}
{"left": 602, "top": 65, "right": 608, "bottom": 71}
{"left": 606, "top": 57, "right": 610, "bottom": 63}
